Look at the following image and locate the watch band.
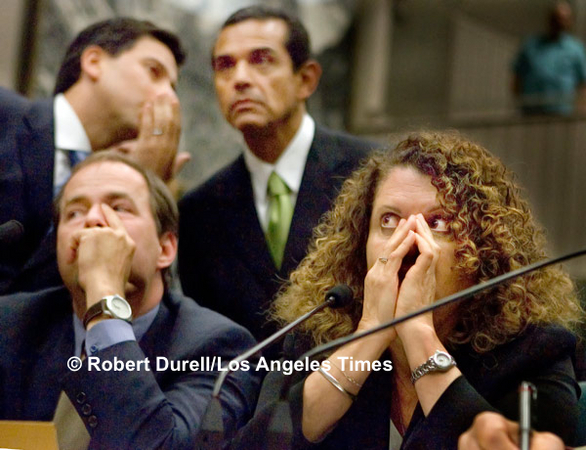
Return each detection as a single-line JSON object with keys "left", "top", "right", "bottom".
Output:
{"left": 83, "top": 294, "right": 132, "bottom": 328}
{"left": 410, "top": 350, "right": 456, "bottom": 384}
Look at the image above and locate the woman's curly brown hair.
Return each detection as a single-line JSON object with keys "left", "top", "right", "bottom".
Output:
{"left": 272, "top": 131, "right": 583, "bottom": 353}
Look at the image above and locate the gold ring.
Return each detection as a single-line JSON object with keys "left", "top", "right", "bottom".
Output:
{"left": 378, "top": 257, "right": 388, "bottom": 264}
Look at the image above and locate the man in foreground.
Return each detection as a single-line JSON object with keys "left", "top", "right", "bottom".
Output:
{"left": 0, "top": 152, "right": 259, "bottom": 449}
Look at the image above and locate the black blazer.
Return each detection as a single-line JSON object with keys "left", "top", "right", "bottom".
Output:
{"left": 178, "top": 127, "right": 378, "bottom": 347}
{"left": 0, "top": 286, "right": 261, "bottom": 449}
{"left": 0, "top": 88, "right": 56, "bottom": 294}
{"left": 230, "top": 325, "right": 581, "bottom": 449}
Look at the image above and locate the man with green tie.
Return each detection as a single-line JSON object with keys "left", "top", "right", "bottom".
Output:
{"left": 178, "top": 6, "right": 377, "bottom": 351}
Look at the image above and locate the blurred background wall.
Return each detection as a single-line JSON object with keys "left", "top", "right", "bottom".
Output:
{"left": 2, "top": 0, "right": 585, "bottom": 280}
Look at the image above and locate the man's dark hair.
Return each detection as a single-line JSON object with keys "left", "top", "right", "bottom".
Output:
{"left": 54, "top": 17, "right": 186, "bottom": 95}
{"left": 220, "top": 6, "right": 311, "bottom": 70}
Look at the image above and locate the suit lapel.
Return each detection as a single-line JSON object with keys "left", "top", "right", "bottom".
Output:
{"left": 282, "top": 128, "right": 336, "bottom": 276}
{"left": 215, "top": 132, "right": 345, "bottom": 287}
{"left": 9, "top": 101, "right": 58, "bottom": 284}
{"left": 22, "top": 289, "right": 74, "bottom": 420}
{"left": 19, "top": 99, "right": 55, "bottom": 232}
{"left": 220, "top": 157, "right": 277, "bottom": 281}
{"left": 137, "top": 296, "right": 171, "bottom": 384}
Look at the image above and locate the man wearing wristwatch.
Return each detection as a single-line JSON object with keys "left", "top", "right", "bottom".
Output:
{"left": 0, "top": 151, "right": 261, "bottom": 449}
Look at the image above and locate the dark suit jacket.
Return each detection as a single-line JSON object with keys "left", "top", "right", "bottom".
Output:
{"left": 178, "top": 127, "right": 377, "bottom": 349}
{"left": 0, "top": 87, "right": 57, "bottom": 294}
{"left": 231, "top": 326, "right": 581, "bottom": 449}
{"left": 0, "top": 286, "right": 261, "bottom": 449}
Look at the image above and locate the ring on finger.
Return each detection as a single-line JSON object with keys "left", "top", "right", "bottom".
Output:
{"left": 152, "top": 128, "right": 164, "bottom": 136}
{"left": 378, "top": 257, "right": 388, "bottom": 264}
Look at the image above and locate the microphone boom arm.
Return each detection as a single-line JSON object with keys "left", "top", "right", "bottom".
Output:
{"left": 212, "top": 297, "right": 335, "bottom": 397}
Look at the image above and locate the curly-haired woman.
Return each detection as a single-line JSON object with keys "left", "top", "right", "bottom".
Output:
{"left": 269, "top": 131, "right": 583, "bottom": 449}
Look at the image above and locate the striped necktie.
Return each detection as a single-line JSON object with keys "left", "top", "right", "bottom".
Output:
{"left": 53, "top": 149, "right": 88, "bottom": 197}
{"left": 266, "top": 172, "right": 293, "bottom": 269}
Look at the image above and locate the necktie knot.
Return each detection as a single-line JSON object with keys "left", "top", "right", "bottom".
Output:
{"left": 267, "top": 171, "right": 290, "bottom": 197}
{"left": 54, "top": 149, "right": 89, "bottom": 198}
{"left": 68, "top": 149, "right": 88, "bottom": 168}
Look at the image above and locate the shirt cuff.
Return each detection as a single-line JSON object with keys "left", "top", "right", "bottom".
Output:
{"left": 85, "top": 319, "right": 136, "bottom": 356}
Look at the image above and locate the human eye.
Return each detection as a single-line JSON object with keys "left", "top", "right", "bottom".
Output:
{"left": 249, "top": 49, "right": 274, "bottom": 66}
{"left": 149, "top": 65, "right": 161, "bottom": 79}
{"left": 427, "top": 214, "right": 450, "bottom": 233}
{"left": 143, "top": 60, "right": 164, "bottom": 80}
{"left": 381, "top": 212, "right": 400, "bottom": 229}
{"left": 64, "top": 207, "right": 84, "bottom": 222}
{"left": 212, "top": 56, "right": 235, "bottom": 72}
{"left": 110, "top": 201, "right": 133, "bottom": 214}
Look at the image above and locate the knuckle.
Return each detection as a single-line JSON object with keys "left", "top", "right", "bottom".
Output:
{"left": 389, "top": 248, "right": 403, "bottom": 259}
{"left": 364, "top": 271, "right": 380, "bottom": 285}
{"left": 456, "top": 434, "right": 466, "bottom": 446}
{"left": 127, "top": 239, "right": 137, "bottom": 251}
{"left": 539, "top": 432, "right": 563, "bottom": 445}
{"left": 472, "top": 411, "right": 492, "bottom": 427}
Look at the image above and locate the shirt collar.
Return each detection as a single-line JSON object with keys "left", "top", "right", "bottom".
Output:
{"left": 72, "top": 303, "right": 160, "bottom": 357}
{"left": 54, "top": 93, "right": 92, "bottom": 153}
{"left": 243, "top": 114, "right": 315, "bottom": 204}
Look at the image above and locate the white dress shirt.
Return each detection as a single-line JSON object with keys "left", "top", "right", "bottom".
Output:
{"left": 53, "top": 94, "right": 92, "bottom": 194}
{"left": 243, "top": 114, "right": 315, "bottom": 231}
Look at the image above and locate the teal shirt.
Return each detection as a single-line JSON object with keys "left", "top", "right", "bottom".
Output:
{"left": 513, "top": 33, "right": 586, "bottom": 115}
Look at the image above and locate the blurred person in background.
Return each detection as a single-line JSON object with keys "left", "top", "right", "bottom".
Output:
{"left": 512, "top": 0, "right": 586, "bottom": 115}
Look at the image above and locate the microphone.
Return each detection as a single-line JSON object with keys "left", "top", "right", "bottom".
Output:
{"left": 213, "top": 284, "right": 352, "bottom": 397}
{"left": 195, "top": 285, "right": 353, "bottom": 450}
{"left": 323, "top": 284, "right": 354, "bottom": 308}
{"left": 0, "top": 220, "right": 24, "bottom": 246}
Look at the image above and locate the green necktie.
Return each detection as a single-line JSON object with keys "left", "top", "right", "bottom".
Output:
{"left": 266, "top": 172, "right": 293, "bottom": 269}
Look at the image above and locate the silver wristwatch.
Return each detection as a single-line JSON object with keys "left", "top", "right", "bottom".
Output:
{"left": 83, "top": 294, "right": 133, "bottom": 328}
{"left": 410, "top": 350, "right": 456, "bottom": 384}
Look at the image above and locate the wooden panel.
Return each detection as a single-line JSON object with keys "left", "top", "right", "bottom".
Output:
{"left": 461, "top": 119, "right": 586, "bottom": 278}
{"left": 0, "top": 421, "right": 58, "bottom": 450}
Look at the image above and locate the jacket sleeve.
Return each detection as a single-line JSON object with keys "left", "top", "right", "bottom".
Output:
{"left": 404, "top": 326, "right": 580, "bottom": 448}
{"left": 62, "top": 322, "right": 261, "bottom": 450}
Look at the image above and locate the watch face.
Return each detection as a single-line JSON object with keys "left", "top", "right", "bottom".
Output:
{"left": 106, "top": 296, "right": 132, "bottom": 320}
{"left": 434, "top": 352, "right": 452, "bottom": 369}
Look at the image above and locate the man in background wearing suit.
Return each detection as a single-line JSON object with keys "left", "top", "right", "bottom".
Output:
{"left": 178, "top": 6, "right": 377, "bottom": 350}
{"left": 0, "top": 151, "right": 260, "bottom": 449}
{"left": 0, "top": 17, "right": 190, "bottom": 294}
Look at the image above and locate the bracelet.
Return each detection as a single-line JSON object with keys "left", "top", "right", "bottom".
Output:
{"left": 410, "top": 350, "right": 457, "bottom": 384}
{"left": 330, "top": 359, "right": 363, "bottom": 388}
{"left": 317, "top": 367, "right": 357, "bottom": 401}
